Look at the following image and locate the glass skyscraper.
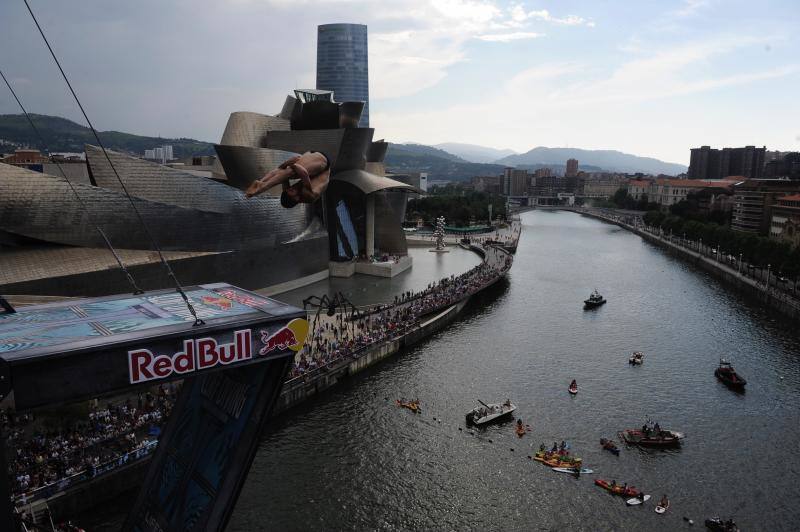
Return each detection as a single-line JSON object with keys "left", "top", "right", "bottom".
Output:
{"left": 316, "top": 23, "right": 369, "bottom": 128}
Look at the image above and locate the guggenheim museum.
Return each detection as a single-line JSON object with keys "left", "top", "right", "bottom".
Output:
{"left": 0, "top": 89, "right": 418, "bottom": 297}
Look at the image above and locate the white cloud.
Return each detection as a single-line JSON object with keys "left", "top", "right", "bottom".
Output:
{"left": 510, "top": 6, "right": 596, "bottom": 27}
{"left": 373, "top": 33, "right": 799, "bottom": 161}
{"left": 498, "top": 35, "right": 798, "bottom": 107}
{"left": 674, "top": 0, "right": 713, "bottom": 17}
{"left": 476, "top": 31, "right": 543, "bottom": 42}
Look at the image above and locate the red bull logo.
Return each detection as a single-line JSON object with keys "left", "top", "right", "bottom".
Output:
{"left": 259, "top": 328, "right": 296, "bottom": 355}
{"left": 258, "top": 318, "right": 308, "bottom": 356}
{"left": 126, "top": 319, "right": 308, "bottom": 384}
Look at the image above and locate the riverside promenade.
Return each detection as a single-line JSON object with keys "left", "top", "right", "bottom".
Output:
{"left": 275, "top": 236, "right": 516, "bottom": 414}
{"left": 548, "top": 206, "right": 800, "bottom": 319}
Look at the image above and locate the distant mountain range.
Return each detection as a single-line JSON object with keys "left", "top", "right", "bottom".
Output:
{"left": 433, "top": 142, "right": 517, "bottom": 164}
{"left": 0, "top": 114, "right": 687, "bottom": 179}
{"left": 0, "top": 114, "right": 215, "bottom": 159}
{"left": 384, "top": 144, "right": 506, "bottom": 181}
{"left": 496, "top": 147, "right": 686, "bottom": 176}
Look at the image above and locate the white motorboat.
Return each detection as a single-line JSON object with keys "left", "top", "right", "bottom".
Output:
{"left": 465, "top": 400, "right": 516, "bottom": 425}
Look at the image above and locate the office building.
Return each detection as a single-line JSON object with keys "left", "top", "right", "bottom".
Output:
{"left": 732, "top": 179, "right": 800, "bottom": 234}
{"left": 565, "top": 158, "right": 579, "bottom": 177}
{"left": 689, "top": 145, "right": 766, "bottom": 180}
{"left": 770, "top": 194, "right": 800, "bottom": 247}
{"left": 503, "top": 168, "right": 529, "bottom": 196}
{"left": 316, "top": 23, "right": 370, "bottom": 127}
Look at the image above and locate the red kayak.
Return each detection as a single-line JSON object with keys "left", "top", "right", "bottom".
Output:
{"left": 594, "top": 479, "right": 640, "bottom": 497}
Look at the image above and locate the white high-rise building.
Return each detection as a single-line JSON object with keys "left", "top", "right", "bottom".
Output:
{"left": 144, "top": 149, "right": 155, "bottom": 159}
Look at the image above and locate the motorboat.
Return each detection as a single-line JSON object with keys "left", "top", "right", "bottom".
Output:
{"left": 466, "top": 400, "right": 516, "bottom": 425}
{"left": 629, "top": 351, "right": 644, "bottom": 365}
{"left": 584, "top": 289, "right": 606, "bottom": 309}
{"left": 620, "top": 421, "right": 684, "bottom": 447}
{"left": 715, "top": 359, "right": 746, "bottom": 389}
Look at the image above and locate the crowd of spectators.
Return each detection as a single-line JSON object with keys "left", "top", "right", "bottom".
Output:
{"left": 288, "top": 243, "right": 513, "bottom": 380}
{"left": 5, "top": 383, "right": 177, "bottom": 502}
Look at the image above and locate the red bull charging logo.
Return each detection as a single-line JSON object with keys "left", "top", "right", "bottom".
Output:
{"left": 127, "top": 318, "right": 308, "bottom": 384}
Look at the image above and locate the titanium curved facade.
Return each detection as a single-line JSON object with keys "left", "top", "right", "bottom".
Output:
{"left": 0, "top": 152, "right": 328, "bottom": 295}
{"left": 317, "top": 23, "right": 369, "bottom": 127}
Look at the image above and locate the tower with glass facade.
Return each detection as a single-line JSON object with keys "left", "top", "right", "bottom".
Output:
{"left": 316, "top": 23, "right": 369, "bottom": 127}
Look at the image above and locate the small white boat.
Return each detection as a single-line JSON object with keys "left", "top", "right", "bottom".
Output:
{"left": 552, "top": 467, "right": 593, "bottom": 474}
{"left": 626, "top": 494, "right": 651, "bottom": 505}
{"left": 466, "top": 400, "right": 516, "bottom": 425}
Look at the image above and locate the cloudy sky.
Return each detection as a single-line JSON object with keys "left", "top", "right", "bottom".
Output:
{"left": 1, "top": 0, "right": 798, "bottom": 164}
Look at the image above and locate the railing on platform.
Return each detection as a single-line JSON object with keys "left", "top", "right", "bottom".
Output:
{"left": 13, "top": 440, "right": 158, "bottom": 507}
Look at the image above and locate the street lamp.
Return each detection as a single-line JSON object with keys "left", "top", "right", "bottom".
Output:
{"left": 766, "top": 264, "right": 771, "bottom": 291}
{"left": 738, "top": 253, "right": 743, "bottom": 274}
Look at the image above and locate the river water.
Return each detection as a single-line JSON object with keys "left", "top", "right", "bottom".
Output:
{"left": 94, "top": 210, "right": 800, "bottom": 530}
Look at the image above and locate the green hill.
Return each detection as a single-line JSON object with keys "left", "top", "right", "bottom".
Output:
{"left": 0, "top": 114, "right": 215, "bottom": 158}
{"left": 0, "top": 115, "right": 506, "bottom": 180}
{"left": 385, "top": 143, "right": 506, "bottom": 181}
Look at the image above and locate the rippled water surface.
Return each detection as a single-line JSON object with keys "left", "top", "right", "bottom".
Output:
{"left": 95, "top": 211, "right": 800, "bottom": 530}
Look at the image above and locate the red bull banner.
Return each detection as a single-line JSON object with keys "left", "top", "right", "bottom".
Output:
{"left": 127, "top": 318, "right": 308, "bottom": 384}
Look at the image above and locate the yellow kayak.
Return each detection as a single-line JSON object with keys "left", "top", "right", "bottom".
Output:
{"left": 396, "top": 399, "right": 421, "bottom": 413}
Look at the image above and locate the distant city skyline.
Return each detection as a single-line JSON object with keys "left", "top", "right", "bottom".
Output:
{"left": 0, "top": 0, "right": 798, "bottom": 165}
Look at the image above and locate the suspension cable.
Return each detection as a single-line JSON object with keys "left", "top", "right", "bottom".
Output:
{"left": 1, "top": 68, "right": 144, "bottom": 295}
{"left": 22, "top": 0, "right": 204, "bottom": 325}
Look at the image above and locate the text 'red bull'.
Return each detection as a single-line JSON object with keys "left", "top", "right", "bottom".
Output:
{"left": 128, "top": 329, "right": 252, "bottom": 384}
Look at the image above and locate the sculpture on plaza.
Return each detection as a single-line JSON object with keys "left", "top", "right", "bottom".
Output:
{"left": 430, "top": 216, "right": 449, "bottom": 253}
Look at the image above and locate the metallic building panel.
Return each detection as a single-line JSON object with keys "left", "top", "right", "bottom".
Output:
{"left": 278, "top": 96, "right": 301, "bottom": 122}
{"left": 0, "top": 162, "right": 318, "bottom": 252}
{"left": 265, "top": 129, "right": 345, "bottom": 168}
{"left": 339, "top": 102, "right": 365, "bottom": 128}
{"left": 333, "top": 128, "right": 374, "bottom": 171}
{"left": 0, "top": 237, "right": 329, "bottom": 296}
{"left": 219, "top": 112, "right": 290, "bottom": 148}
{"left": 293, "top": 101, "right": 341, "bottom": 130}
{"left": 374, "top": 191, "right": 408, "bottom": 254}
{"left": 263, "top": 129, "right": 374, "bottom": 172}
{"left": 367, "top": 141, "right": 388, "bottom": 163}
{"left": 213, "top": 112, "right": 291, "bottom": 178}
{"left": 214, "top": 145, "right": 297, "bottom": 193}
{"left": 332, "top": 169, "right": 419, "bottom": 195}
